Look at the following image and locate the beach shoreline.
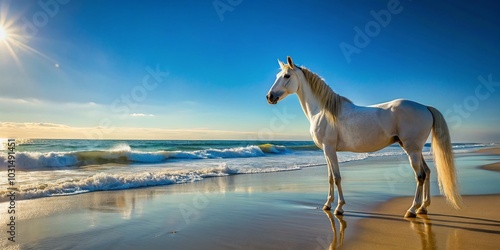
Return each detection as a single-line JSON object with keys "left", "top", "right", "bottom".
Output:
{"left": 481, "top": 162, "right": 500, "bottom": 172}
{"left": 475, "top": 147, "right": 500, "bottom": 172}
{"left": 1, "top": 147, "right": 499, "bottom": 249}
{"left": 475, "top": 147, "right": 500, "bottom": 155}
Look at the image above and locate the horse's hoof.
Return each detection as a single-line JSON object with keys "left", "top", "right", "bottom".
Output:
{"left": 323, "top": 205, "right": 331, "bottom": 211}
{"left": 404, "top": 211, "right": 417, "bottom": 218}
{"left": 416, "top": 208, "right": 428, "bottom": 214}
{"left": 334, "top": 210, "right": 344, "bottom": 215}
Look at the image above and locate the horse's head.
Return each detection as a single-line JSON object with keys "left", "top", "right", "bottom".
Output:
{"left": 266, "top": 56, "right": 300, "bottom": 104}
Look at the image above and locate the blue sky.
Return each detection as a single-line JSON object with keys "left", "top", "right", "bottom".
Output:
{"left": 0, "top": 0, "right": 499, "bottom": 142}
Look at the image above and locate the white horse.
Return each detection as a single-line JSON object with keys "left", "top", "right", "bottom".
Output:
{"left": 266, "top": 56, "right": 462, "bottom": 218}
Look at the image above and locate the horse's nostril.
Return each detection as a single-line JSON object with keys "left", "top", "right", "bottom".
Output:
{"left": 268, "top": 93, "right": 274, "bottom": 100}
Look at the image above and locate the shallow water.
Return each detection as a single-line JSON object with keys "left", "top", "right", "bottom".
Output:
{"left": 0, "top": 139, "right": 495, "bottom": 201}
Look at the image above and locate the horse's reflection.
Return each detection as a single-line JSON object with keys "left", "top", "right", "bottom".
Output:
{"left": 323, "top": 210, "right": 346, "bottom": 249}
{"left": 407, "top": 214, "right": 436, "bottom": 249}
{"left": 343, "top": 210, "right": 439, "bottom": 249}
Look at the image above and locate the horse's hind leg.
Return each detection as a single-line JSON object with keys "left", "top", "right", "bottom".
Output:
{"left": 417, "top": 155, "right": 431, "bottom": 214}
{"left": 405, "top": 151, "right": 426, "bottom": 218}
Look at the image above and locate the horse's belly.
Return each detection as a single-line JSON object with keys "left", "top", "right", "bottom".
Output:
{"left": 336, "top": 127, "right": 394, "bottom": 153}
{"left": 337, "top": 142, "right": 391, "bottom": 153}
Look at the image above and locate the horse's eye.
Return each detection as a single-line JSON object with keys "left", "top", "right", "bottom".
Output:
{"left": 284, "top": 74, "right": 290, "bottom": 79}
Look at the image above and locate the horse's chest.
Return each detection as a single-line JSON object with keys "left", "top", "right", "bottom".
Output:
{"left": 309, "top": 114, "right": 335, "bottom": 148}
{"left": 311, "top": 134, "right": 323, "bottom": 149}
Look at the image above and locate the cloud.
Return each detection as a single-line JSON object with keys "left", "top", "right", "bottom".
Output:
{"left": 0, "top": 97, "right": 44, "bottom": 105}
{"left": 0, "top": 97, "right": 102, "bottom": 109}
{"left": 130, "top": 113, "right": 155, "bottom": 117}
{"left": 0, "top": 122, "right": 69, "bottom": 128}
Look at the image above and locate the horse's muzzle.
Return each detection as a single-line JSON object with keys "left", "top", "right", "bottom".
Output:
{"left": 266, "top": 93, "right": 279, "bottom": 104}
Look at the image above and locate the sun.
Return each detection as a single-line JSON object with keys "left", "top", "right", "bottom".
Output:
{"left": 0, "top": 26, "right": 7, "bottom": 41}
{"left": 0, "top": 7, "right": 57, "bottom": 68}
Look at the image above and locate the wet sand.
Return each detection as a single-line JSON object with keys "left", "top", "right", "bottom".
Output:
{"left": 1, "top": 148, "right": 499, "bottom": 249}
{"left": 343, "top": 195, "right": 500, "bottom": 250}
{"left": 475, "top": 147, "right": 500, "bottom": 155}
{"left": 481, "top": 162, "right": 500, "bottom": 172}
{"left": 344, "top": 147, "right": 500, "bottom": 250}
{"left": 477, "top": 147, "right": 500, "bottom": 172}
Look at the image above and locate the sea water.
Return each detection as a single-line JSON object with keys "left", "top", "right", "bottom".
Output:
{"left": 0, "top": 139, "right": 494, "bottom": 201}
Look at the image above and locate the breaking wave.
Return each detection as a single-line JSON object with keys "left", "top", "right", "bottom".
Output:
{"left": 0, "top": 144, "right": 290, "bottom": 170}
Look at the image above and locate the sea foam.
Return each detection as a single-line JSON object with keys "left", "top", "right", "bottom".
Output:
{"left": 0, "top": 163, "right": 302, "bottom": 201}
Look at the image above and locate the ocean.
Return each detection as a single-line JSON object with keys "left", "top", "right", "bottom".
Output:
{"left": 0, "top": 139, "right": 494, "bottom": 202}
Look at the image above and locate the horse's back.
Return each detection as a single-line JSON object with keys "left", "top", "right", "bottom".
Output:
{"left": 371, "top": 98, "right": 424, "bottom": 110}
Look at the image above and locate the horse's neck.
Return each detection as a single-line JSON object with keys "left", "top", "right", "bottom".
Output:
{"left": 296, "top": 73, "right": 354, "bottom": 123}
{"left": 296, "top": 77, "right": 322, "bottom": 121}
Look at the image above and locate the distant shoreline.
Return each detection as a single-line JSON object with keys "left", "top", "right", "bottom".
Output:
{"left": 475, "top": 147, "right": 500, "bottom": 155}
{"left": 476, "top": 147, "right": 500, "bottom": 172}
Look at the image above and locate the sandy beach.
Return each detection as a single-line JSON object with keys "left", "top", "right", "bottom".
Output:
{"left": 344, "top": 147, "right": 500, "bottom": 250}
{"left": 475, "top": 147, "right": 500, "bottom": 155}
{"left": 481, "top": 162, "right": 500, "bottom": 172}
{"left": 1, "top": 147, "right": 499, "bottom": 249}
{"left": 343, "top": 195, "right": 500, "bottom": 249}
{"left": 476, "top": 147, "right": 500, "bottom": 172}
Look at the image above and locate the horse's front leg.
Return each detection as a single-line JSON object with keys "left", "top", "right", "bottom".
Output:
{"left": 322, "top": 145, "right": 345, "bottom": 215}
{"left": 323, "top": 166, "right": 335, "bottom": 210}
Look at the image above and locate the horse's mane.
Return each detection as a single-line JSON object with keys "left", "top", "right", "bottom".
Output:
{"left": 297, "top": 66, "right": 352, "bottom": 121}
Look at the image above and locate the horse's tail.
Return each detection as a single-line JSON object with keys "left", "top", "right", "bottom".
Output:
{"left": 427, "top": 106, "right": 462, "bottom": 209}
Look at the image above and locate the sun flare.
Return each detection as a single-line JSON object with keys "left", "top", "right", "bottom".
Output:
{"left": 0, "top": 3, "right": 62, "bottom": 69}
{"left": 0, "top": 26, "right": 7, "bottom": 41}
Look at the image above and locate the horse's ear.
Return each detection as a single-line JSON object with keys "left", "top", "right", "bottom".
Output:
{"left": 287, "top": 56, "right": 294, "bottom": 69}
{"left": 278, "top": 59, "right": 285, "bottom": 69}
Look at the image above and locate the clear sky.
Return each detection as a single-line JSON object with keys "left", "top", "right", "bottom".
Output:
{"left": 0, "top": 0, "right": 499, "bottom": 142}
